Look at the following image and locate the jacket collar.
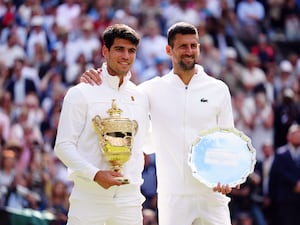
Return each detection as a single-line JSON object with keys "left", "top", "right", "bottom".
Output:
{"left": 101, "top": 63, "right": 131, "bottom": 90}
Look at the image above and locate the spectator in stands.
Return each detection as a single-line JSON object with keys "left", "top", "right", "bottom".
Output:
{"left": 287, "top": 52, "right": 300, "bottom": 78}
{"left": 0, "top": 61, "right": 10, "bottom": 90}
{"left": 0, "top": 0, "right": 28, "bottom": 46}
{"left": 23, "top": 141, "right": 51, "bottom": 210}
{"left": 0, "top": 148, "right": 17, "bottom": 206}
{"left": 17, "top": 0, "right": 39, "bottom": 27}
{"left": 250, "top": 33, "right": 275, "bottom": 70}
{"left": 0, "top": 92, "right": 11, "bottom": 144}
{"left": 138, "top": 19, "right": 168, "bottom": 69}
{"left": 65, "top": 52, "right": 93, "bottom": 86}
{"left": 4, "top": 171, "right": 41, "bottom": 210}
{"left": 4, "top": 58, "right": 38, "bottom": 106}
{"left": 273, "top": 88, "right": 300, "bottom": 149}
{"left": 111, "top": 5, "right": 139, "bottom": 29}
{"left": 236, "top": 0, "right": 266, "bottom": 44}
{"left": 138, "top": 56, "right": 170, "bottom": 84}
{"left": 274, "top": 59, "right": 296, "bottom": 101}
{"left": 198, "top": 34, "right": 221, "bottom": 77}
{"left": 265, "top": 0, "right": 285, "bottom": 40}
{"left": 23, "top": 93, "right": 45, "bottom": 129}
{"left": 219, "top": 47, "right": 244, "bottom": 95}
{"left": 26, "top": 15, "right": 50, "bottom": 64}
{"left": 73, "top": 19, "right": 101, "bottom": 64}
{"left": 250, "top": 86, "right": 274, "bottom": 161}
{"left": 232, "top": 90, "right": 254, "bottom": 137}
{"left": 55, "top": 0, "right": 80, "bottom": 33}
{"left": 0, "top": 32, "right": 25, "bottom": 69}
{"left": 47, "top": 180, "right": 69, "bottom": 225}
{"left": 240, "top": 53, "right": 266, "bottom": 94}
{"left": 229, "top": 172, "right": 259, "bottom": 225}
{"left": 258, "top": 140, "right": 276, "bottom": 225}
{"left": 269, "top": 123, "right": 300, "bottom": 225}
{"left": 263, "top": 63, "right": 276, "bottom": 104}
{"left": 138, "top": 0, "right": 164, "bottom": 30}
{"left": 281, "top": 0, "right": 300, "bottom": 41}
{"left": 39, "top": 67, "right": 67, "bottom": 121}
{"left": 211, "top": 21, "right": 235, "bottom": 65}
{"left": 162, "top": 0, "right": 200, "bottom": 28}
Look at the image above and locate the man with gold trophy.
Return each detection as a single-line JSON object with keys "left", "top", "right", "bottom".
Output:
{"left": 54, "top": 24, "right": 149, "bottom": 225}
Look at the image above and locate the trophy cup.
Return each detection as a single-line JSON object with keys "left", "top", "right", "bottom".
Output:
{"left": 92, "top": 99, "right": 138, "bottom": 184}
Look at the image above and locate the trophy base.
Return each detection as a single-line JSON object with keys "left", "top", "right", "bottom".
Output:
{"left": 115, "top": 177, "right": 129, "bottom": 184}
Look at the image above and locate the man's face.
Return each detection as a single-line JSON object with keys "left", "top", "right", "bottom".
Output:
{"left": 167, "top": 34, "right": 199, "bottom": 71}
{"left": 290, "top": 130, "right": 300, "bottom": 148}
{"left": 103, "top": 38, "right": 137, "bottom": 77}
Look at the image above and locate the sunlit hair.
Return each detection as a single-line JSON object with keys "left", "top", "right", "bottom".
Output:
{"left": 103, "top": 24, "right": 140, "bottom": 50}
{"left": 167, "top": 22, "right": 199, "bottom": 47}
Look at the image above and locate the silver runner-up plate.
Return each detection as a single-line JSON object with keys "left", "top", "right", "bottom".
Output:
{"left": 188, "top": 128, "right": 256, "bottom": 188}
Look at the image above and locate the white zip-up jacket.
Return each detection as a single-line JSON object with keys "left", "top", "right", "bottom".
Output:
{"left": 54, "top": 63, "right": 149, "bottom": 197}
{"left": 140, "top": 65, "right": 234, "bottom": 195}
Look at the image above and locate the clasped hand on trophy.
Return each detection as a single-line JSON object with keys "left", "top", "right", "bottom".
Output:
{"left": 93, "top": 170, "right": 125, "bottom": 189}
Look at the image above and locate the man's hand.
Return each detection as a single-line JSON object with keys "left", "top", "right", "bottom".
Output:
{"left": 213, "top": 182, "right": 240, "bottom": 195}
{"left": 80, "top": 68, "right": 102, "bottom": 85}
{"left": 93, "top": 170, "right": 125, "bottom": 189}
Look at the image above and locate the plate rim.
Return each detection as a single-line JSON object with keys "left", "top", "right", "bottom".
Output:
{"left": 188, "top": 127, "right": 256, "bottom": 188}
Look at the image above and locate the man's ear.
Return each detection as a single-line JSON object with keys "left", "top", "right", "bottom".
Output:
{"left": 102, "top": 46, "right": 108, "bottom": 58}
{"left": 166, "top": 45, "right": 172, "bottom": 57}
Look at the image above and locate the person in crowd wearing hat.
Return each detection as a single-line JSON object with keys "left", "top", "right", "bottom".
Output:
{"left": 274, "top": 59, "right": 295, "bottom": 101}
{"left": 26, "top": 15, "right": 50, "bottom": 63}
{"left": 269, "top": 123, "right": 300, "bottom": 225}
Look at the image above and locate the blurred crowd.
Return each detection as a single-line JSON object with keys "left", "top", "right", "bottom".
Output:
{"left": 0, "top": 0, "right": 300, "bottom": 225}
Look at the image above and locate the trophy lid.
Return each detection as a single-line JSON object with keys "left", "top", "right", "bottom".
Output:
{"left": 107, "top": 99, "right": 122, "bottom": 117}
{"left": 93, "top": 99, "right": 138, "bottom": 134}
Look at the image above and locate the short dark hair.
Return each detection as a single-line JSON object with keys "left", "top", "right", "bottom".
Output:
{"left": 167, "top": 22, "right": 199, "bottom": 47}
{"left": 103, "top": 24, "right": 140, "bottom": 49}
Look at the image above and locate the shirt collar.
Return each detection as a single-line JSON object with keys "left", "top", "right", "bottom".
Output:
{"left": 168, "top": 64, "right": 205, "bottom": 86}
{"left": 289, "top": 144, "right": 300, "bottom": 159}
{"left": 101, "top": 63, "right": 131, "bottom": 90}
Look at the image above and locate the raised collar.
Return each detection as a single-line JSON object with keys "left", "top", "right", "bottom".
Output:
{"left": 101, "top": 63, "right": 131, "bottom": 90}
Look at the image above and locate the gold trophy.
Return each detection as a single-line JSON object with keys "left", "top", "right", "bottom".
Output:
{"left": 92, "top": 99, "right": 138, "bottom": 184}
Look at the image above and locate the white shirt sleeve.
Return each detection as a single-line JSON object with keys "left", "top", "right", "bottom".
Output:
{"left": 54, "top": 87, "right": 99, "bottom": 181}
